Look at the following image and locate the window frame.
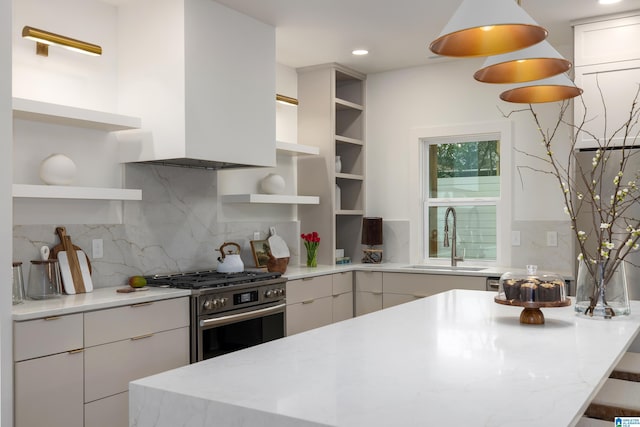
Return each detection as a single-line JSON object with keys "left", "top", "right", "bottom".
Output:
{"left": 409, "top": 121, "right": 512, "bottom": 267}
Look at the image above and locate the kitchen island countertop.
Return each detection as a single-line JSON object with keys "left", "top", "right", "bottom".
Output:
{"left": 130, "top": 290, "right": 640, "bottom": 427}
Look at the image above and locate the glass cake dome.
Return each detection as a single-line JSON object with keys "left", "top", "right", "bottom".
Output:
{"left": 497, "top": 264, "right": 567, "bottom": 304}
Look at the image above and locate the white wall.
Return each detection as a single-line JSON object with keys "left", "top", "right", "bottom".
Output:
{"left": 365, "top": 52, "right": 575, "bottom": 270}
{"left": 1, "top": 0, "right": 13, "bottom": 423}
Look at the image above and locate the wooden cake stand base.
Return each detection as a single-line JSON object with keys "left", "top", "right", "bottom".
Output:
{"left": 495, "top": 297, "right": 571, "bottom": 325}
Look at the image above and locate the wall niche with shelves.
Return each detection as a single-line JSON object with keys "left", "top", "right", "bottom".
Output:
{"left": 298, "top": 63, "right": 365, "bottom": 265}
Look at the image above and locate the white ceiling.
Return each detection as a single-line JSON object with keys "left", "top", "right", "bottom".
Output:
{"left": 215, "top": 0, "right": 640, "bottom": 74}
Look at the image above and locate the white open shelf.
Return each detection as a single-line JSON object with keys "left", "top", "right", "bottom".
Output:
{"left": 12, "top": 98, "right": 141, "bottom": 131}
{"left": 221, "top": 194, "right": 320, "bottom": 204}
{"left": 336, "top": 172, "right": 364, "bottom": 181}
{"left": 276, "top": 141, "right": 320, "bottom": 156}
{"left": 335, "top": 209, "right": 364, "bottom": 215}
{"left": 13, "top": 184, "right": 142, "bottom": 201}
{"left": 335, "top": 135, "right": 363, "bottom": 146}
{"left": 335, "top": 97, "right": 364, "bottom": 111}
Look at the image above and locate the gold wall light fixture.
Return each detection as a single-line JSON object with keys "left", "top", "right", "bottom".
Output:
{"left": 22, "top": 26, "right": 102, "bottom": 57}
{"left": 429, "top": 0, "right": 547, "bottom": 58}
{"left": 499, "top": 73, "right": 583, "bottom": 104}
{"left": 276, "top": 94, "right": 298, "bottom": 106}
{"left": 474, "top": 41, "right": 572, "bottom": 84}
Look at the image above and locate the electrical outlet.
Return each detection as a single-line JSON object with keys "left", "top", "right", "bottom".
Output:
{"left": 511, "top": 231, "right": 521, "bottom": 247}
{"left": 547, "top": 231, "right": 558, "bottom": 247}
{"left": 92, "top": 239, "right": 103, "bottom": 259}
{"left": 253, "top": 232, "right": 261, "bottom": 240}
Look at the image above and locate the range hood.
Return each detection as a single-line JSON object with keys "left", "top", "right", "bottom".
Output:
{"left": 116, "top": 0, "right": 276, "bottom": 170}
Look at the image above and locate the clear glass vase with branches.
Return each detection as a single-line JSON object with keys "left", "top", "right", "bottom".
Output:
{"left": 503, "top": 84, "right": 640, "bottom": 318}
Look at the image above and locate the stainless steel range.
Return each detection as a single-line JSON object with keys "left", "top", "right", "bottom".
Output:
{"left": 145, "top": 270, "right": 287, "bottom": 363}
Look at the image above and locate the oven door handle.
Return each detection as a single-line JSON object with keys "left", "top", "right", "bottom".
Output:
{"left": 200, "top": 303, "right": 286, "bottom": 329}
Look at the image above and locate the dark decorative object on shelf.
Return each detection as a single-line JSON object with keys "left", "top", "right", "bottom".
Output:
{"left": 362, "top": 217, "right": 383, "bottom": 263}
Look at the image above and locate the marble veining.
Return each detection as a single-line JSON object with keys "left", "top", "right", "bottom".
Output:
{"left": 130, "top": 290, "right": 640, "bottom": 427}
{"left": 13, "top": 164, "right": 300, "bottom": 288}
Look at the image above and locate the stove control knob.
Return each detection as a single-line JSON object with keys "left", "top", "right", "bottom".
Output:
{"left": 265, "top": 290, "right": 274, "bottom": 298}
{"left": 276, "top": 289, "right": 283, "bottom": 297}
{"left": 203, "top": 300, "right": 214, "bottom": 310}
{"left": 219, "top": 297, "right": 228, "bottom": 307}
{"left": 212, "top": 299, "right": 220, "bottom": 308}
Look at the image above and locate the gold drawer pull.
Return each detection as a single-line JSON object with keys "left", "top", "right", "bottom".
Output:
{"left": 44, "top": 316, "right": 61, "bottom": 321}
{"left": 130, "top": 302, "right": 153, "bottom": 308}
{"left": 302, "top": 299, "right": 315, "bottom": 304}
{"left": 413, "top": 295, "right": 426, "bottom": 299}
{"left": 131, "top": 333, "right": 154, "bottom": 341}
{"left": 302, "top": 277, "right": 314, "bottom": 281}
{"left": 372, "top": 291, "right": 383, "bottom": 295}
{"left": 68, "top": 348, "right": 84, "bottom": 354}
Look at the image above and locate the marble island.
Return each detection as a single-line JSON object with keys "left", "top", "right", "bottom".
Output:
{"left": 130, "top": 290, "right": 640, "bottom": 427}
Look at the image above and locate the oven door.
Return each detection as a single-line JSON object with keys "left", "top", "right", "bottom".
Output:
{"left": 194, "top": 301, "right": 286, "bottom": 362}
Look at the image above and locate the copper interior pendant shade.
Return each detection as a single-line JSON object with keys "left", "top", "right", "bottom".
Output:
{"left": 429, "top": 0, "right": 548, "bottom": 58}
{"left": 474, "top": 41, "right": 572, "bottom": 83}
{"left": 500, "top": 74, "right": 583, "bottom": 104}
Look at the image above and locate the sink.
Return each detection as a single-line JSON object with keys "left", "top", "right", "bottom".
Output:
{"left": 405, "top": 265, "right": 488, "bottom": 272}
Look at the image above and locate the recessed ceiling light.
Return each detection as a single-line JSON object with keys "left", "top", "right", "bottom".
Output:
{"left": 599, "top": 0, "right": 621, "bottom": 4}
{"left": 352, "top": 49, "right": 369, "bottom": 56}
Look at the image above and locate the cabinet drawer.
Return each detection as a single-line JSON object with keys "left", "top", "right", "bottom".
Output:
{"left": 84, "top": 297, "right": 189, "bottom": 347}
{"left": 355, "top": 291, "right": 383, "bottom": 316}
{"left": 286, "top": 296, "right": 333, "bottom": 335}
{"left": 14, "top": 313, "right": 83, "bottom": 361}
{"left": 355, "top": 271, "right": 382, "bottom": 292}
{"left": 85, "top": 391, "right": 128, "bottom": 427}
{"left": 383, "top": 273, "right": 485, "bottom": 297}
{"left": 84, "top": 326, "right": 189, "bottom": 402}
{"left": 333, "top": 291, "right": 353, "bottom": 322}
{"left": 332, "top": 271, "right": 352, "bottom": 295}
{"left": 286, "top": 275, "right": 333, "bottom": 304}
{"left": 15, "top": 351, "right": 84, "bottom": 427}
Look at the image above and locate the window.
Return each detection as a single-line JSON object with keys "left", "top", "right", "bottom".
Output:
{"left": 423, "top": 133, "right": 504, "bottom": 264}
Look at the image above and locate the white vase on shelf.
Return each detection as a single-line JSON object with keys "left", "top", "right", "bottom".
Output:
{"left": 260, "top": 173, "right": 286, "bottom": 194}
{"left": 335, "top": 184, "right": 341, "bottom": 210}
{"left": 39, "top": 154, "right": 76, "bottom": 185}
{"left": 335, "top": 156, "right": 342, "bottom": 174}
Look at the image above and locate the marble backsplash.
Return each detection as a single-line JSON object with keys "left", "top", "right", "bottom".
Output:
{"left": 13, "top": 165, "right": 300, "bottom": 288}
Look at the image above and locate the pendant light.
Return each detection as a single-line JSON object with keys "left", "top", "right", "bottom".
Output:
{"left": 429, "top": 0, "right": 547, "bottom": 57}
{"left": 474, "top": 41, "right": 572, "bottom": 83}
{"left": 499, "top": 74, "right": 583, "bottom": 103}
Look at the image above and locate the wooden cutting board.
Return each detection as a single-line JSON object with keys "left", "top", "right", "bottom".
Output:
{"left": 52, "top": 227, "right": 89, "bottom": 294}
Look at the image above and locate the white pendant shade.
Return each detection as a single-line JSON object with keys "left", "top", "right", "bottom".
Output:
{"left": 429, "top": 0, "right": 548, "bottom": 57}
{"left": 474, "top": 41, "right": 572, "bottom": 83}
{"left": 500, "top": 73, "right": 583, "bottom": 103}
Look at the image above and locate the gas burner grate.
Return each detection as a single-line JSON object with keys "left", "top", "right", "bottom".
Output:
{"left": 144, "top": 270, "right": 282, "bottom": 290}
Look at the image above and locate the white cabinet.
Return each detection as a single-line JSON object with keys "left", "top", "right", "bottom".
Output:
{"left": 14, "top": 314, "right": 84, "bottom": 427}
{"left": 355, "top": 271, "right": 383, "bottom": 316}
{"left": 83, "top": 298, "right": 189, "bottom": 426}
{"left": 286, "top": 272, "right": 354, "bottom": 334}
{"left": 117, "top": 0, "right": 275, "bottom": 168}
{"left": 286, "top": 275, "right": 333, "bottom": 335}
{"left": 15, "top": 350, "right": 84, "bottom": 427}
{"left": 382, "top": 273, "right": 485, "bottom": 309}
{"left": 332, "top": 271, "right": 353, "bottom": 322}
{"left": 13, "top": 297, "right": 190, "bottom": 427}
{"left": 574, "top": 14, "right": 640, "bottom": 149}
{"left": 574, "top": 14, "right": 640, "bottom": 67}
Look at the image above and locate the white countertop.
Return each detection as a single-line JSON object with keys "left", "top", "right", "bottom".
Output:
{"left": 130, "top": 290, "right": 640, "bottom": 427}
{"left": 12, "top": 287, "right": 191, "bottom": 321}
{"left": 283, "top": 262, "right": 574, "bottom": 280}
